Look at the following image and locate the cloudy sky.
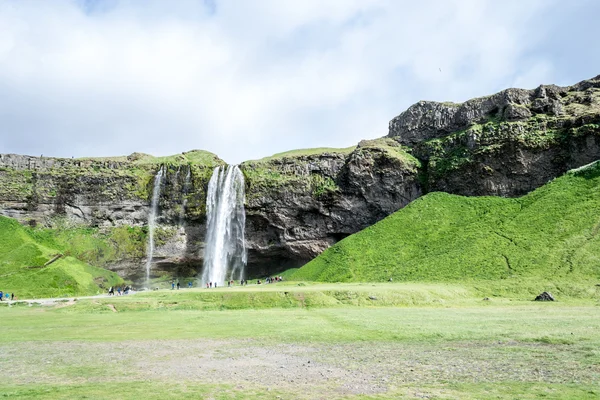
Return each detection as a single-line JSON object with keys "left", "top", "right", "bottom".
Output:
{"left": 1, "top": 0, "right": 599, "bottom": 163}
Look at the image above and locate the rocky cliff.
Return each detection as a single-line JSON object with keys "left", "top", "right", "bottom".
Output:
{"left": 241, "top": 140, "right": 421, "bottom": 276}
{"left": 0, "top": 142, "right": 422, "bottom": 281}
{"left": 389, "top": 75, "right": 600, "bottom": 196}
{"left": 1, "top": 75, "right": 599, "bottom": 283}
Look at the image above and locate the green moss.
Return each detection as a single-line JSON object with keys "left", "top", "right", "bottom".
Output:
{"left": 131, "top": 150, "right": 223, "bottom": 168}
{"left": 418, "top": 112, "right": 596, "bottom": 179}
{"left": 0, "top": 169, "right": 34, "bottom": 200}
{"left": 357, "top": 137, "right": 421, "bottom": 169}
{"left": 310, "top": 175, "right": 339, "bottom": 198}
{"left": 571, "top": 123, "right": 600, "bottom": 137}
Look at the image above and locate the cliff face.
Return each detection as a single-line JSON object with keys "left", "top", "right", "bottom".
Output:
{"left": 1, "top": 75, "right": 599, "bottom": 283}
{"left": 0, "top": 142, "right": 422, "bottom": 282}
{"left": 241, "top": 139, "right": 422, "bottom": 275}
{"left": 0, "top": 151, "right": 221, "bottom": 283}
{"left": 389, "top": 75, "right": 600, "bottom": 196}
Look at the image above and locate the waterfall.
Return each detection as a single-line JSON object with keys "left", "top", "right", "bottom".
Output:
{"left": 145, "top": 166, "right": 164, "bottom": 287}
{"left": 202, "top": 165, "right": 247, "bottom": 286}
{"left": 179, "top": 166, "right": 191, "bottom": 227}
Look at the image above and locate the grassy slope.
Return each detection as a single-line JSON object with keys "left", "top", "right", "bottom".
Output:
{"left": 248, "top": 146, "right": 357, "bottom": 163}
{"left": 0, "top": 217, "right": 123, "bottom": 298}
{"left": 75, "top": 149, "right": 223, "bottom": 167}
{"left": 291, "top": 161, "right": 600, "bottom": 283}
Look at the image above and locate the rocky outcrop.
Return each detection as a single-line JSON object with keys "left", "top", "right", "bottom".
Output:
{"left": 1, "top": 75, "right": 599, "bottom": 283}
{"left": 534, "top": 292, "right": 555, "bottom": 301}
{"left": 389, "top": 75, "right": 600, "bottom": 196}
{"left": 242, "top": 139, "right": 422, "bottom": 275}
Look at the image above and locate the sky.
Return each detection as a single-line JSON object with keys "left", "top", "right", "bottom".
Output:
{"left": 0, "top": 0, "right": 599, "bottom": 164}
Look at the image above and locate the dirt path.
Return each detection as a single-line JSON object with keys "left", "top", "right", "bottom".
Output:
{"left": 2, "top": 292, "right": 137, "bottom": 306}
{"left": 1, "top": 338, "right": 596, "bottom": 399}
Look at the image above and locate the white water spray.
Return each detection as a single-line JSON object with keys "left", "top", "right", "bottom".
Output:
{"left": 202, "top": 165, "right": 247, "bottom": 286}
{"left": 145, "top": 166, "right": 164, "bottom": 287}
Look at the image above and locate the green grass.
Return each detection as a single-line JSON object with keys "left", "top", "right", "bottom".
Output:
{"left": 130, "top": 149, "right": 223, "bottom": 167}
{"left": 0, "top": 216, "right": 123, "bottom": 298}
{"left": 356, "top": 137, "right": 421, "bottom": 169}
{"left": 291, "top": 161, "right": 600, "bottom": 283}
{"left": 76, "top": 149, "right": 223, "bottom": 168}
{"left": 23, "top": 222, "right": 179, "bottom": 269}
{"left": 248, "top": 146, "right": 357, "bottom": 163}
{"left": 38, "top": 281, "right": 596, "bottom": 314}
{"left": 0, "top": 290, "right": 598, "bottom": 399}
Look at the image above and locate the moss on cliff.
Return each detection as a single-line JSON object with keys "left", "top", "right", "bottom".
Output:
{"left": 241, "top": 141, "right": 420, "bottom": 203}
{"left": 250, "top": 146, "right": 356, "bottom": 163}
{"left": 417, "top": 112, "right": 600, "bottom": 181}
{"left": 241, "top": 147, "right": 354, "bottom": 201}
{"left": 0, "top": 168, "right": 33, "bottom": 200}
{"left": 130, "top": 150, "right": 223, "bottom": 168}
{"left": 355, "top": 138, "right": 421, "bottom": 170}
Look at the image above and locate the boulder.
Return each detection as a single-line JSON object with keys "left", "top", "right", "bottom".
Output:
{"left": 534, "top": 292, "right": 555, "bottom": 301}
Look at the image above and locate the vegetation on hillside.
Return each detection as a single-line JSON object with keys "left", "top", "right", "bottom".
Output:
{"left": 356, "top": 137, "right": 421, "bottom": 170}
{"left": 414, "top": 92, "right": 600, "bottom": 180}
{"left": 0, "top": 216, "right": 124, "bottom": 298}
{"left": 241, "top": 140, "right": 420, "bottom": 201}
{"left": 248, "top": 146, "right": 357, "bottom": 163}
{"left": 241, "top": 147, "right": 355, "bottom": 200}
{"left": 290, "top": 161, "right": 600, "bottom": 283}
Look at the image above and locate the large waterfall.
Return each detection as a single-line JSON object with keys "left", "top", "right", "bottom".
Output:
{"left": 202, "top": 165, "right": 247, "bottom": 286}
{"left": 145, "top": 166, "right": 164, "bottom": 287}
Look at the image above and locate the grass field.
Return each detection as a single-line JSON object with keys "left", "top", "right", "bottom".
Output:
{"left": 291, "top": 161, "right": 600, "bottom": 283}
{"left": 1, "top": 283, "right": 599, "bottom": 399}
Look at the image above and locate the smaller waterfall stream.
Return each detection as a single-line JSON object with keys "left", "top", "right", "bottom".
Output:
{"left": 145, "top": 166, "right": 164, "bottom": 287}
{"left": 202, "top": 165, "right": 247, "bottom": 286}
{"left": 179, "top": 167, "right": 191, "bottom": 227}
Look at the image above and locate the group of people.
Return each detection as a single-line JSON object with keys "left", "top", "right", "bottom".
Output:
{"left": 107, "top": 285, "right": 132, "bottom": 296}
{"left": 108, "top": 276, "right": 286, "bottom": 293}
{"left": 256, "top": 276, "right": 283, "bottom": 284}
{"left": 172, "top": 281, "right": 193, "bottom": 289}
{"left": 206, "top": 279, "right": 249, "bottom": 288}
{"left": 0, "top": 291, "right": 15, "bottom": 301}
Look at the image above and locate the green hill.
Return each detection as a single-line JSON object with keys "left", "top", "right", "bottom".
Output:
{"left": 290, "top": 161, "right": 600, "bottom": 284}
{"left": 0, "top": 216, "right": 123, "bottom": 298}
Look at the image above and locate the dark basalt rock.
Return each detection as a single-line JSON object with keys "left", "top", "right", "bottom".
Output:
{"left": 534, "top": 292, "right": 555, "bottom": 301}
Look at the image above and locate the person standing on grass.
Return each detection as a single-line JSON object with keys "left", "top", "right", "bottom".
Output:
{"left": 188, "top": 281, "right": 192, "bottom": 288}
{"left": 176, "top": 281, "right": 180, "bottom": 290}
{"left": 171, "top": 281, "right": 175, "bottom": 290}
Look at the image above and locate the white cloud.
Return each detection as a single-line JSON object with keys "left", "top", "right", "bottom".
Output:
{"left": 0, "top": 0, "right": 598, "bottom": 163}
